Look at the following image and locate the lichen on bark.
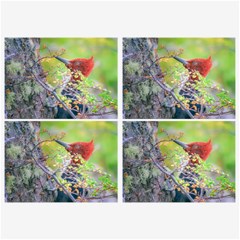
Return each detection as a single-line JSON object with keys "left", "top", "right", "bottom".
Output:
{"left": 5, "top": 121, "right": 56, "bottom": 202}
{"left": 123, "top": 38, "right": 174, "bottom": 119}
{"left": 123, "top": 121, "right": 173, "bottom": 202}
{"left": 5, "top": 38, "right": 55, "bottom": 119}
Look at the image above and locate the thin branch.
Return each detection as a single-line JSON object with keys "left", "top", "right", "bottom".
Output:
{"left": 5, "top": 137, "right": 16, "bottom": 143}
{"left": 5, "top": 53, "right": 16, "bottom": 61}
{"left": 30, "top": 138, "right": 76, "bottom": 202}
{"left": 30, "top": 139, "right": 55, "bottom": 153}
{"left": 86, "top": 110, "right": 117, "bottom": 117}
{"left": 30, "top": 71, "right": 77, "bottom": 119}
{"left": 85, "top": 193, "right": 117, "bottom": 200}
{"left": 150, "top": 156, "right": 194, "bottom": 202}
{"left": 139, "top": 52, "right": 195, "bottom": 119}
{"left": 148, "top": 71, "right": 194, "bottom": 119}
{"left": 33, "top": 157, "right": 76, "bottom": 202}
{"left": 205, "top": 110, "right": 235, "bottom": 117}
{"left": 123, "top": 137, "right": 135, "bottom": 144}
{"left": 204, "top": 194, "right": 235, "bottom": 200}
{"left": 123, "top": 53, "right": 136, "bottom": 61}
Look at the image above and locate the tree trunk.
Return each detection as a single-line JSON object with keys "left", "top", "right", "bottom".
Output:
{"left": 5, "top": 122, "right": 56, "bottom": 202}
{"left": 5, "top": 38, "right": 55, "bottom": 119}
{"left": 123, "top": 121, "right": 173, "bottom": 202}
{"left": 123, "top": 38, "right": 174, "bottom": 119}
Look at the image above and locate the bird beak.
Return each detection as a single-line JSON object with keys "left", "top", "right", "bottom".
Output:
{"left": 173, "top": 56, "right": 188, "bottom": 65}
{"left": 172, "top": 139, "right": 188, "bottom": 149}
{"left": 55, "top": 139, "right": 70, "bottom": 149}
{"left": 55, "top": 56, "right": 70, "bottom": 65}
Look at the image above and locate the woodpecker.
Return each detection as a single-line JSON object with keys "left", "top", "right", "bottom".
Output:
{"left": 172, "top": 56, "right": 213, "bottom": 119}
{"left": 172, "top": 139, "right": 213, "bottom": 202}
{"left": 54, "top": 55, "right": 94, "bottom": 119}
{"left": 54, "top": 139, "right": 94, "bottom": 202}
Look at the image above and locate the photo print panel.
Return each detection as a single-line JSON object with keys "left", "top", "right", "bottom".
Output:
{"left": 123, "top": 121, "right": 235, "bottom": 202}
{"left": 5, "top": 121, "right": 118, "bottom": 202}
{"left": 123, "top": 38, "right": 235, "bottom": 119}
{"left": 5, "top": 38, "right": 118, "bottom": 119}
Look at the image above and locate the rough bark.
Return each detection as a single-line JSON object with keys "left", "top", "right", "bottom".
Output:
{"left": 123, "top": 121, "right": 173, "bottom": 202}
{"left": 5, "top": 122, "right": 56, "bottom": 202}
{"left": 123, "top": 38, "right": 174, "bottom": 119}
{"left": 5, "top": 38, "right": 55, "bottom": 119}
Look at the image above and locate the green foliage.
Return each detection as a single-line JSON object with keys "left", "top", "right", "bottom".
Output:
{"left": 172, "top": 72, "right": 235, "bottom": 117}
{"left": 216, "top": 92, "right": 235, "bottom": 109}
{"left": 40, "top": 121, "right": 117, "bottom": 178}
{"left": 158, "top": 38, "right": 235, "bottom": 117}
{"left": 158, "top": 122, "right": 235, "bottom": 178}
{"left": 6, "top": 144, "right": 24, "bottom": 159}
{"left": 55, "top": 79, "right": 118, "bottom": 115}
{"left": 159, "top": 123, "right": 235, "bottom": 201}
{"left": 216, "top": 175, "right": 235, "bottom": 192}
{"left": 98, "top": 89, "right": 117, "bottom": 109}
{"left": 40, "top": 38, "right": 117, "bottom": 95}
{"left": 40, "top": 129, "right": 117, "bottom": 202}
{"left": 194, "top": 77, "right": 235, "bottom": 114}
{"left": 171, "top": 157, "right": 235, "bottom": 201}
{"left": 98, "top": 173, "right": 117, "bottom": 191}
{"left": 196, "top": 161, "right": 235, "bottom": 199}
{"left": 58, "top": 157, "right": 117, "bottom": 201}
{"left": 159, "top": 38, "right": 235, "bottom": 93}
{"left": 39, "top": 38, "right": 117, "bottom": 117}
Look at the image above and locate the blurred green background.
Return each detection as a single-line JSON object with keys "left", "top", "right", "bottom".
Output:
{"left": 40, "top": 38, "right": 117, "bottom": 96}
{"left": 158, "top": 38, "right": 235, "bottom": 94}
{"left": 40, "top": 121, "right": 117, "bottom": 179}
{"left": 158, "top": 121, "right": 235, "bottom": 179}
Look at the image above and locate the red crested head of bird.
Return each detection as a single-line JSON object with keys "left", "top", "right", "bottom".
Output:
{"left": 173, "top": 56, "right": 212, "bottom": 80}
{"left": 55, "top": 56, "right": 94, "bottom": 81}
{"left": 172, "top": 139, "right": 213, "bottom": 164}
{"left": 55, "top": 139, "right": 94, "bottom": 164}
